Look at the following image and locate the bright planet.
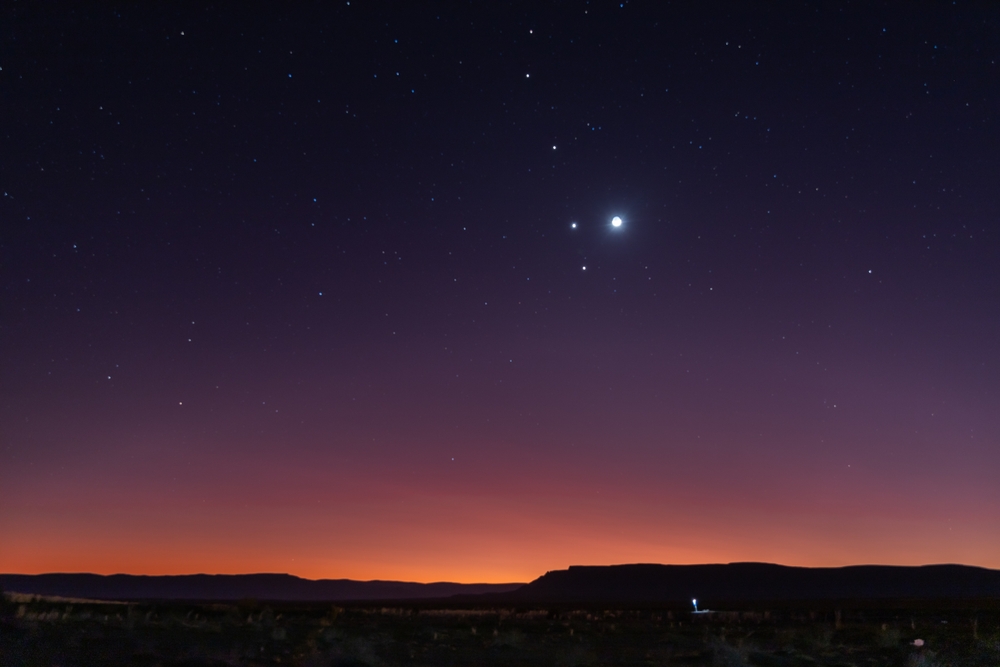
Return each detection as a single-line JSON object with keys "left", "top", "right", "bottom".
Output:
{"left": 611, "top": 216, "right": 623, "bottom": 227}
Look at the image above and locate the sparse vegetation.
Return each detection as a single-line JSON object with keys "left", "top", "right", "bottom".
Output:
{"left": 1, "top": 592, "right": 998, "bottom": 666}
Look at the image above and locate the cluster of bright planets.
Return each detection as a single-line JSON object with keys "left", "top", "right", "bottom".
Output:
{"left": 571, "top": 216, "right": 624, "bottom": 272}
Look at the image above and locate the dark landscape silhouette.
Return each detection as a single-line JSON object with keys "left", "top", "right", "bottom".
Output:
{"left": 4, "top": 566, "right": 999, "bottom": 667}
{"left": 498, "top": 562, "right": 1000, "bottom": 605}
{"left": 5, "top": 562, "right": 1000, "bottom": 604}
{"left": 0, "top": 572, "right": 522, "bottom": 602}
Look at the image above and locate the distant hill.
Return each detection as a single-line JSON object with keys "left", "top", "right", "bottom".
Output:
{"left": 7, "top": 563, "right": 998, "bottom": 605}
{"left": 0, "top": 573, "right": 524, "bottom": 602}
{"left": 498, "top": 562, "right": 1000, "bottom": 604}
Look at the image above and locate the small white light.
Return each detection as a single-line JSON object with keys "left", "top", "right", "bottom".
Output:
{"left": 571, "top": 222, "right": 577, "bottom": 228}
{"left": 582, "top": 266, "right": 586, "bottom": 270}
{"left": 611, "top": 216, "right": 623, "bottom": 227}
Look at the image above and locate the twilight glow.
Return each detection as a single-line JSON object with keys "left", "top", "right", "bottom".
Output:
{"left": 2, "top": 3, "right": 998, "bottom": 583}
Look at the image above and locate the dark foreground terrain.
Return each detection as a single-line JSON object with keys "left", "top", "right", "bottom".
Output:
{"left": 2, "top": 592, "right": 997, "bottom": 666}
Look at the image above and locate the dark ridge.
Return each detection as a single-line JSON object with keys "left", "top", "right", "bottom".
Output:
{"left": 0, "top": 573, "right": 524, "bottom": 602}
{"left": 492, "top": 563, "right": 1000, "bottom": 605}
{"left": 6, "top": 564, "right": 999, "bottom": 605}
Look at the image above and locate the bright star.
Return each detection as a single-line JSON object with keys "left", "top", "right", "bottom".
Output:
{"left": 571, "top": 222, "right": 577, "bottom": 229}
{"left": 611, "top": 216, "right": 623, "bottom": 227}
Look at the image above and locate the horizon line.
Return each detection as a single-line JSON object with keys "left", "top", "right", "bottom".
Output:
{"left": 4, "top": 560, "right": 997, "bottom": 585}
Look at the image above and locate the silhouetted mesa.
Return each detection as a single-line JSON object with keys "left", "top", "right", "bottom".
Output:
{"left": 499, "top": 563, "right": 1000, "bottom": 604}
{"left": 6, "top": 564, "right": 999, "bottom": 605}
{"left": 0, "top": 573, "right": 524, "bottom": 602}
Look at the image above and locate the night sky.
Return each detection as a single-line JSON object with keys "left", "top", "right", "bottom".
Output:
{"left": 3, "top": 2, "right": 998, "bottom": 583}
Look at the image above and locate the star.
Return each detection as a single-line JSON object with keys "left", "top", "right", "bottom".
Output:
{"left": 611, "top": 216, "right": 623, "bottom": 227}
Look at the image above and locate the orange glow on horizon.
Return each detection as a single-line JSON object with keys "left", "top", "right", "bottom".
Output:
{"left": 4, "top": 480, "right": 998, "bottom": 582}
